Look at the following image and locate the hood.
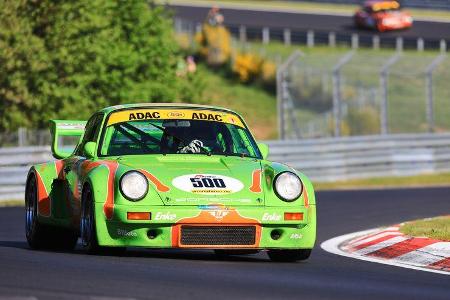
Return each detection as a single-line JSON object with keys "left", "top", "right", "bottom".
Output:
{"left": 118, "top": 154, "right": 265, "bottom": 206}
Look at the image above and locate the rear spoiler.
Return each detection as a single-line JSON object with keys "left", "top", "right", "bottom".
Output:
{"left": 50, "top": 120, "right": 87, "bottom": 159}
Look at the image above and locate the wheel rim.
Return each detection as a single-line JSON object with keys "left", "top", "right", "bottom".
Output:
{"left": 25, "top": 176, "right": 36, "bottom": 237}
{"left": 81, "top": 190, "right": 93, "bottom": 247}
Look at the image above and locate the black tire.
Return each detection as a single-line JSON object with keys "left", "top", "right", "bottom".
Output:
{"left": 80, "top": 185, "right": 125, "bottom": 255}
{"left": 25, "top": 174, "right": 78, "bottom": 251}
{"left": 267, "top": 249, "right": 312, "bottom": 262}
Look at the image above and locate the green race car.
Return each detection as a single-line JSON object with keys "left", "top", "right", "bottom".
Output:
{"left": 25, "top": 103, "right": 316, "bottom": 262}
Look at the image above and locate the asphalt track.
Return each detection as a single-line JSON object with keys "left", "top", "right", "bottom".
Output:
{"left": 171, "top": 5, "right": 450, "bottom": 48}
{"left": 0, "top": 187, "right": 449, "bottom": 300}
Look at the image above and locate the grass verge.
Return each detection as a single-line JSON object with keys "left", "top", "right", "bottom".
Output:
{"left": 164, "top": 0, "right": 450, "bottom": 22}
{"left": 315, "top": 172, "right": 450, "bottom": 190}
{"left": 0, "top": 200, "right": 23, "bottom": 207}
{"left": 400, "top": 216, "right": 450, "bottom": 241}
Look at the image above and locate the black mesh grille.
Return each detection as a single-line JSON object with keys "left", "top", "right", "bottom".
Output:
{"left": 180, "top": 226, "right": 256, "bottom": 246}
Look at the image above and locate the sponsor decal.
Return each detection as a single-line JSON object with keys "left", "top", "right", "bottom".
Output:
{"left": 172, "top": 174, "right": 244, "bottom": 195}
{"left": 262, "top": 212, "right": 281, "bottom": 221}
{"left": 290, "top": 233, "right": 303, "bottom": 239}
{"left": 208, "top": 210, "right": 230, "bottom": 220}
{"left": 192, "top": 112, "right": 222, "bottom": 121}
{"left": 129, "top": 111, "right": 160, "bottom": 121}
{"left": 168, "top": 111, "right": 185, "bottom": 118}
{"left": 154, "top": 212, "right": 177, "bottom": 221}
{"left": 117, "top": 228, "right": 137, "bottom": 237}
{"left": 198, "top": 204, "right": 231, "bottom": 220}
{"left": 106, "top": 109, "right": 245, "bottom": 128}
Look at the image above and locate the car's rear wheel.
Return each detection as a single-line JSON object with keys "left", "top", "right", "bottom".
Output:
{"left": 25, "top": 174, "right": 78, "bottom": 251}
{"left": 267, "top": 249, "right": 311, "bottom": 262}
{"left": 81, "top": 185, "right": 125, "bottom": 255}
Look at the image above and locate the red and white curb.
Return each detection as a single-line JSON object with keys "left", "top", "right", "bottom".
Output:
{"left": 321, "top": 225, "right": 450, "bottom": 275}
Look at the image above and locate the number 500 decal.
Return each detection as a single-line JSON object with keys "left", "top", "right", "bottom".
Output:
{"left": 190, "top": 177, "right": 226, "bottom": 188}
{"left": 172, "top": 174, "right": 244, "bottom": 194}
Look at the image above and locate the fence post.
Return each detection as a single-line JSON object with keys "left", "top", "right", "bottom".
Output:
{"left": 332, "top": 51, "right": 355, "bottom": 137}
{"left": 417, "top": 38, "right": 424, "bottom": 52}
{"left": 379, "top": 53, "right": 402, "bottom": 135}
{"left": 372, "top": 35, "right": 380, "bottom": 50}
{"left": 425, "top": 53, "right": 447, "bottom": 133}
{"left": 283, "top": 28, "right": 291, "bottom": 46}
{"left": 440, "top": 39, "right": 447, "bottom": 53}
{"left": 329, "top": 32, "right": 336, "bottom": 47}
{"left": 239, "top": 25, "right": 247, "bottom": 43}
{"left": 174, "top": 18, "right": 182, "bottom": 33}
{"left": 351, "top": 33, "right": 359, "bottom": 49}
{"left": 195, "top": 23, "right": 202, "bottom": 34}
{"left": 307, "top": 30, "right": 314, "bottom": 48}
{"left": 18, "top": 128, "right": 26, "bottom": 147}
{"left": 396, "top": 37, "right": 403, "bottom": 52}
{"left": 277, "top": 51, "right": 303, "bottom": 139}
{"left": 262, "top": 27, "right": 270, "bottom": 44}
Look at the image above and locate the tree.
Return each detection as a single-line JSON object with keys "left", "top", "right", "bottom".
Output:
{"left": 0, "top": 0, "right": 203, "bottom": 131}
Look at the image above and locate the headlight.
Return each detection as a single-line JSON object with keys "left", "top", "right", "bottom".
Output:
{"left": 120, "top": 171, "right": 148, "bottom": 201}
{"left": 274, "top": 172, "right": 303, "bottom": 202}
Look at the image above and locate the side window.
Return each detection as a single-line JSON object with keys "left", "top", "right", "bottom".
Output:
{"left": 75, "top": 114, "right": 104, "bottom": 156}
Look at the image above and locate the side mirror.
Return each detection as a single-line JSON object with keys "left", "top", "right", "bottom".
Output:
{"left": 84, "top": 142, "right": 97, "bottom": 159}
{"left": 257, "top": 143, "right": 269, "bottom": 160}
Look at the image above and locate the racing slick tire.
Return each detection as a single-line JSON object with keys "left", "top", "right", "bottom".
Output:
{"left": 80, "top": 185, "right": 125, "bottom": 255}
{"left": 25, "top": 174, "right": 78, "bottom": 251}
{"left": 267, "top": 249, "right": 312, "bottom": 262}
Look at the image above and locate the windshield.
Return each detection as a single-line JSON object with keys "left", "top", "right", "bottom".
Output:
{"left": 99, "top": 109, "right": 262, "bottom": 159}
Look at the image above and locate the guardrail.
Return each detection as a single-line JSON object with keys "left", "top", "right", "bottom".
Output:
{"left": 2, "top": 133, "right": 450, "bottom": 200}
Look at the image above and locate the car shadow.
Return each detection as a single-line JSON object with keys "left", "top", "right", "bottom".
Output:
{"left": 69, "top": 246, "right": 272, "bottom": 263}
{"left": 0, "top": 240, "right": 29, "bottom": 249}
{"left": 1, "top": 240, "right": 309, "bottom": 264}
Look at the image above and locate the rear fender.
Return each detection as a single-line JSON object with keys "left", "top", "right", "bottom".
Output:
{"left": 27, "top": 161, "right": 68, "bottom": 224}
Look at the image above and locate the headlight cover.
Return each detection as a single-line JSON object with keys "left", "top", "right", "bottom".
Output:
{"left": 274, "top": 172, "right": 303, "bottom": 202}
{"left": 120, "top": 171, "right": 148, "bottom": 201}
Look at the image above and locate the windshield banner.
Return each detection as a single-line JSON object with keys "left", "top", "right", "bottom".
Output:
{"left": 107, "top": 109, "right": 245, "bottom": 128}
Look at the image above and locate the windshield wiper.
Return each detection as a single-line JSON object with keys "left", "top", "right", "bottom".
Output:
{"left": 147, "top": 122, "right": 211, "bottom": 156}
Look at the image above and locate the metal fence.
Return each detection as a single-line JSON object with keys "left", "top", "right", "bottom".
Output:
{"left": 278, "top": 49, "right": 450, "bottom": 139}
{"left": 0, "top": 128, "right": 51, "bottom": 147}
{"left": 174, "top": 16, "right": 449, "bottom": 51}
{"left": 2, "top": 132, "right": 450, "bottom": 200}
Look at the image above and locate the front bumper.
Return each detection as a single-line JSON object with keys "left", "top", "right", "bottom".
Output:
{"left": 95, "top": 204, "right": 317, "bottom": 249}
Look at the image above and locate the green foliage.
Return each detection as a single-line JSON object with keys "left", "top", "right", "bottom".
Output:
{"left": 345, "top": 107, "right": 380, "bottom": 135}
{"left": 0, "top": 0, "right": 203, "bottom": 131}
{"left": 291, "top": 80, "right": 332, "bottom": 113}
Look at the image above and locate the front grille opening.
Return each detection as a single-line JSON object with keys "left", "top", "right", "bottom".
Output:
{"left": 180, "top": 225, "right": 256, "bottom": 246}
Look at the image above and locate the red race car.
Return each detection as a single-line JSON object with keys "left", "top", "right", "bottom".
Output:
{"left": 354, "top": 0, "right": 413, "bottom": 32}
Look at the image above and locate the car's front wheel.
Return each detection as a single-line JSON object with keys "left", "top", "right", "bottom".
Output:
{"left": 80, "top": 185, "right": 125, "bottom": 255}
{"left": 267, "top": 249, "right": 312, "bottom": 262}
{"left": 25, "top": 173, "right": 78, "bottom": 251}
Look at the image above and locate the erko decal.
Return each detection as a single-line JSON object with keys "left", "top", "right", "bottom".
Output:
{"left": 106, "top": 109, "right": 245, "bottom": 128}
{"left": 262, "top": 213, "right": 281, "bottom": 221}
{"left": 172, "top": 174, "right": 244, "bottom": 195}
{"left": 154, "top": 212, "right": 177, "bottom": 221}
